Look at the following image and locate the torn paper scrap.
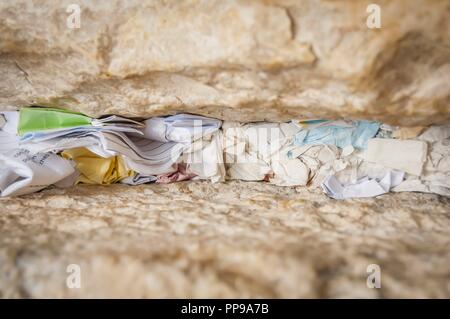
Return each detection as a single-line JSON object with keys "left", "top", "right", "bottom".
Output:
{"left": 184, "top": 131, "right": 226, "bottom": 183}
{"left": 222, "top": 121, "right": 300, "bottom": 182}
{"left": 365, "top": 138, "right": 427, "bottom": 176}
{"left": 269, "top": 146, "right": 311, "bottom": 186}
{"left": 283, "top": 144, "right": 340, "bottom": 186}
{"left": 322, "top": 170, "right": 405, "bottom": 200}
{"left": 0, "top": 149, "right": 75, "bottom": 197}
{"left": 270, "top": 156, "right": 310, "bottom": 186}
{"left": 156, "top": 164, "right": 196, "bottom": 184}
{"left": 244, "top": 122, "right": 300, "bottom": 159}
{"left": 393, "top": 134, "right": 450, "bottom": 197}
{"left": 417, "top": 124, "right": 450, "bottom": 143}
{"left": 226, "top": 161, "right": 272, "bottom": 181}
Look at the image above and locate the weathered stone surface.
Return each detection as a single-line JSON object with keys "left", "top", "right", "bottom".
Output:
{"left": 1, "top": 0, "right": 450, "bottom": 299}
{"left": 1, "top": 0, "right": 449, "bottom": 125}
{"left": 0, "top": 182, "right": 449, "bottom": 298}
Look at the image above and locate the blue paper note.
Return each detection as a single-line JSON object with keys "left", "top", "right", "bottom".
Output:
{"left": 293, "top": 120, "right": 380, "bottom": 150}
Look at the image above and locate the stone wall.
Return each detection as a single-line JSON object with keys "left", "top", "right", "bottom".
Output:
{"left": 1, "top": 0, "right": 450, "bottom": 298}
{"left": 1, "top": 182, "right": 449, "bottom": 298}
{"left": 1, "top": 0, "right": 449, "bottom": 124}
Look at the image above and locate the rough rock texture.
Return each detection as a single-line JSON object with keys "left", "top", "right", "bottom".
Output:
{"left": 0, "top": 182, "right": 449, "bottom": 298}
{"left": 1, "top": 0, "right": 450, "bottom": 299}
{"left": 1, "top": 0, "right": 450, "bottom": 125}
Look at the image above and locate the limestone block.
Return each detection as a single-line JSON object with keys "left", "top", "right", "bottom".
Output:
{"left": 0, "top": 0, "right": 449, "bottom": 125}
{"left": 1, "top": 182, "right": 449, "bottom": 298}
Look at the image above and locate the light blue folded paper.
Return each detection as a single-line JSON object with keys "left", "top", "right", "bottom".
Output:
{"left": 293, "top": 120, "right": 380, "bottom": 150}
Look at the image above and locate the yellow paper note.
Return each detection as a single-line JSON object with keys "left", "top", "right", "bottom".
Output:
{"left": 61, "top": 148, "right": 133, "bottom": 185}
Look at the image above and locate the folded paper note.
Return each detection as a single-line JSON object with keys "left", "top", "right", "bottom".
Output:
{"left": 0, "top": 148, "right": 75, "bottom": 197}
{"left": 365, "top": 138, "right": 427, "bottom": 176}
{"left": 61, "top": 147, "right": 133, "bottom": 185}
{"left": 18, "top": 107, "right": 92, "bottom": 135}
{"left": 18, "top": 107, "right": 144, "bottom": 137}
{"left": 120, "top": 173, "right": 157, "bottom": 185}
{"left": 293, "top": 120, "right": 380, "bottom": 150}
{"left": 322, "top": 170, "right": 404, "bottom": 200}
{"left": 143, "top": 113, "right": 222, "bottom": 143}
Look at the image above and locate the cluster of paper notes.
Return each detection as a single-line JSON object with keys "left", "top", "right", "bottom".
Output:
{"left": 1, "top": 107, "right": 449, "bottom": 199}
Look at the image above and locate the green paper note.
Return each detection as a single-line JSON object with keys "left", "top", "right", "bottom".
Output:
{"left": 18, "top": 107, "right": 92, "bottom": 136}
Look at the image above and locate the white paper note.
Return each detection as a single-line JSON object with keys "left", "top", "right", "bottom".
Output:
{"left": 365, "top": 138, "right": 427, "bottom": 175}
{"left": 143, "top": 114, "right": 222, "bottom": 143}
{"left": 0, "top": 149, "right": 75, "bottom": 197}
{"left": 322, "top": 170, "right": 405, "bottom": 200}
